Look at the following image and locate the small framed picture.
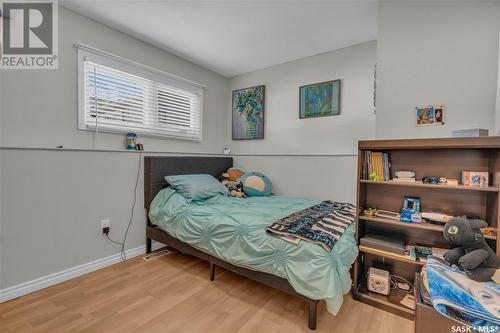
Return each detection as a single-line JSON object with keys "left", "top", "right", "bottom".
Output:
{"left": 416, "top": 104, "right": 445, "bottom": 126}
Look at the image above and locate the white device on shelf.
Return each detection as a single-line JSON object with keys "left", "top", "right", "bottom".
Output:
{"left": 367, "top": 267, "right": 390, "bottom": 295}
{"left": 421, "top": 212, "right": 453, "bottom": 224}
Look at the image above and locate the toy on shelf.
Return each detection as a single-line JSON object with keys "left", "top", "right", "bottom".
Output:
{"left": 400, "top": 197, "right": 421, "bottom": 223}
{"left": 422, "top": 177, "right": 439, "bottom": 184}
{"left": 369, "top": 172, "right": 381, "bottom": 181}
{"left": 363, "top": 207, "right": 378, "bottom": 216}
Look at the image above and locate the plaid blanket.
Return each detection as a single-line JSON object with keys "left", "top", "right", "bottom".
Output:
{"left": 266, "top": 201, "right": 356, "bottom": 251}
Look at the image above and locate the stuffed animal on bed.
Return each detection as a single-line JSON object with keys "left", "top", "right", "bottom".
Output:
{"left": 442, "top": 216, "right": 500, "bottom": 283}
{"left": 218, "top": 168, "right": 247, "bottom": 198}
{"left": 239, "top": 172, "right": 272, "bottom": 197}
{"left": 225, "top": 167, "right": 245, "bottom": 181}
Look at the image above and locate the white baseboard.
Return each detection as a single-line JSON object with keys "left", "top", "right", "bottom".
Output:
{"left": 0, "top": 240, "right": 164, "bottom": 303}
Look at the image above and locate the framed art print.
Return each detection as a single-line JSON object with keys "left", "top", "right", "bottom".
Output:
{"left": 299, "top": 79, "right": 341, "bottom": 119}
{"left": 416, "top": 104, "right": 445, "bottom": 126}
{"left": 232, "top": 85, "right": 265, "bottom": 140}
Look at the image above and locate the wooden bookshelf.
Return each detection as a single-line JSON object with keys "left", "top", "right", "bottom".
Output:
{"left": 353, "top": 137, "right": 500, "bottom": 320}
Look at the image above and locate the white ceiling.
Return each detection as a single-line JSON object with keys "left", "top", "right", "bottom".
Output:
{"left": 61, "top": 1, "right": 378, "bottom": 77}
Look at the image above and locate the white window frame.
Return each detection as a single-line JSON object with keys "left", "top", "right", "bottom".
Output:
{"left": 77, "top": 43, "right": 204, "bottom": 141}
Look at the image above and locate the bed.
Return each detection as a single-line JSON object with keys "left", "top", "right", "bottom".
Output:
{"left": 144, "top": 156, "right": 357, "bottom": 330}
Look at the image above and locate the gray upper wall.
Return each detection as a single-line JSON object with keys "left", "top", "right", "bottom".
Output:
{"left": 1, "top": 7, "right": 228, "bottom": 153}
{"left": 227, "top": 41, "right": 377, "bottom": 155}
{"left": 376, "top": 1, "right": 500, "bottom": 139}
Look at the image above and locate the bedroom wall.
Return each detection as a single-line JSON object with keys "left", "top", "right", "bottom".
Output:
{"left": 228, "top": 41, "right": 377, "bottom": 202}
{"left": 375, "top": 1, "right": 500, "bottom": 139}
{"left": 0, "top": 7, "right": 228, "bottom": 290}
{"left": 0, "top": 69, "right": 3, "bottom": 290}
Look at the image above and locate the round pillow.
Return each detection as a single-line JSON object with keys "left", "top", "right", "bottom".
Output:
{"left": 239, "top": 172, "right": 272, "bottom": 197}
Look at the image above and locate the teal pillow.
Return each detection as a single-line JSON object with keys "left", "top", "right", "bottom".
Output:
{"left": 239, "top": 172, "right": 273, "bottom": 197}
{"left": 165, "top": 174, "right": 229, "bottom": 201}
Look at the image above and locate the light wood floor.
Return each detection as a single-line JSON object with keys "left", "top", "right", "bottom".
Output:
{"left": 0, "top": 250, "right": 414, "bottom": 333}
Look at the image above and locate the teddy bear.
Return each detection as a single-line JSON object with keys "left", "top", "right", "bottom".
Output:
{"left": 218, "top": 167, "right": 247, "bottom": 198}
{"left": 442, "top": 216, "right": 500, "bottom": 283}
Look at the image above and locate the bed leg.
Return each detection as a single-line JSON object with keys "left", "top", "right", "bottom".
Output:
{"left": 308, "top": 300, "right": 318, "bottom": 330}
{"left": 210, "top": 262, "right": 216, "bottom": 281}
{"left": 146, "top": 237, "right": 152, "bottom": 254}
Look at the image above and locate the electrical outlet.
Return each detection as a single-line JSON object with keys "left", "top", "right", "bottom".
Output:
{"left": 100, "top": 219, "right": 111, "bottom": 234}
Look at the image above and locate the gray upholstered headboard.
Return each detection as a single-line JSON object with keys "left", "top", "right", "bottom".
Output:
{"left": 144, "top": 156, "right": 233, "bottom": 210}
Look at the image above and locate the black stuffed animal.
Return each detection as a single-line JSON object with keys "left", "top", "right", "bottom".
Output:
{"left": 443, "top": 216, "right": 500, "bottom": 283}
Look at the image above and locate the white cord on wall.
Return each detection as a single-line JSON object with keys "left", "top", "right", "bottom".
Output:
{"left": 106, "top": 150, "right": 142, "bottom": 261}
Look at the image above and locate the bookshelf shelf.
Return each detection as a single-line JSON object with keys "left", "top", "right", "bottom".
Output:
{"left": 358, "top": 215, "right": 497, "bottom": 240}
{"left": 354, "top": 275, "right": 414, "bottom": 320}
{"left": 360, "top": 179, "right": 500, "bottom": 192}
{"left": 354, "top": 137, "right": 500, "bottom": 320}
{"left": 359, "top": 245, "right": 425, "bottom": 266}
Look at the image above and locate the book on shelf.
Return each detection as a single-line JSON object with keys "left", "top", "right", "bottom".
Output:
{"left": 363, "top": 151, "right": 391, "bottom": 181}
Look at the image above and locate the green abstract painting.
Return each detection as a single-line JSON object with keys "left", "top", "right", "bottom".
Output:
{"left": 299, "top": 80, "right": 341, "bottom": 119}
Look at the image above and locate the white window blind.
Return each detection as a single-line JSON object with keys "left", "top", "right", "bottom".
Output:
{"left": 78, "top": 45, "right": 203, "bottom": 141}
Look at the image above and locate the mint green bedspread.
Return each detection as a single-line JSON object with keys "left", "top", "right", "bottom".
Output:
{"left": 148, "top": 188, "right": 358, "bottom": 314}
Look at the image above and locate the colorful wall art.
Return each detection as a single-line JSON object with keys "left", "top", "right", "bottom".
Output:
{"left": 299, "top": 80, "right": 341, "bottom": 119}
{"left": 232, "top": 85, "right": 265, "bottom": 140}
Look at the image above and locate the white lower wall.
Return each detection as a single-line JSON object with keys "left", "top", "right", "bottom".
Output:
{"left": 234, "top": 155, "right": 357, "bottom": 203}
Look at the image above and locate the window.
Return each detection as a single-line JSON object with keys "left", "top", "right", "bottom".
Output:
{"left": 77, "top": 44, "right": 203, "bottom": 141}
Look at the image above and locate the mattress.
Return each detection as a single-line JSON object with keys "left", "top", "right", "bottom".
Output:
{"left": 148, "top": 187, "right": 358, "bottom": 315}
